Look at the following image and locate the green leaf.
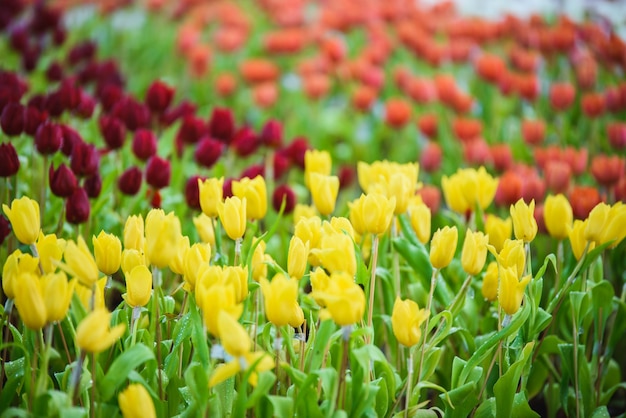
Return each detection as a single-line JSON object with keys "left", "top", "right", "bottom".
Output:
{"left": 267, "top": 395, "right": 294, "bottom": 418}
{"left": 441, "top": 381, "right": 479, "bottom": 418}
{"left": 307, "top": 320, "right": 336, "bottom": 372}
{"left": 493, "top": 342, "right": 535, "bottom": 418}
{"left": 99, "top": 343, "right": 156, "bottom": 401}
{"left": 474, "top": 398, "right": 495, "bottom": 418}
{"left": 511, "top": 392, "right": 539, "bottom": 418}
{"left": 246, "top": 371, "right": 276, "bottom": 409}
{"left": 184, "top": 362, "right": 209, "bottom": 409}
{"left": 392, "top": 236, "right": 433, "bottom": 279}
{"left": 591, "top": 406, "right": 611, "bottom": 418}
{"left": 188, "top": 297, "right": 209, "bottom": 367}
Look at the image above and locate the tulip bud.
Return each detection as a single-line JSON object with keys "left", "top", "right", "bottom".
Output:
{"left": 36, "top": 232, "right": 65, "bottom": 274}
{"left": 217, "top": 196, "right": 247, "bottom": 240}
{"left": 461, "top": 229, "right": 489, "bottom": 276}
{"left": 309, "top": 173, "right": 339, "bottom": 216}
{"left": 584, "top": 203, "right": 610, "bottom": 245}
{"left": 198, "top": 177, "right": 224, "bottom": 218}
{"left": 193, "top": 213, "right": 215, "bottom": 245}
{"left": 272, "top": 184, "right": 296, "bottom": 214}
{"left": 391, "top": 297, "right": 429, "bottom": 347}
{"left": 84, "top": 173, "right": 102, "bottom": 198}
{"left": 49, "top": 163, "right": 77, "bottom": 197}
{"left": 261, "top": 273, "right": 304, "bottom": 327}
{"left": 41, "top": 272, "right": 75, "bottom": 323}
{"left": 312, "top": 271, "right": 365, "bottom": 326}
{"left": 14, "top": 272, "right": 47, "bottom": 330}
{"left": 99, "top": 115, "right": 126, "bottom": 150}
{"left": 3, "top": 196, "right": 40, "bottom": 245}
{"left": 420, "top": 142, "right": 442, "bottom": 173}
{"left": 304, "top": 150, "right": 332, "bottom": 189}
{"left": 0, "top": 142, "right": 20, "bottom": 177}
{"left": 0, "top": 102, "right": 24, "bottom": 136}
{"left": 145, "top": 80, "right": 174, "bottom": 114}
{"left": 132, "top": 129, "right": 157, "bottom": 161}
{"left": 569, "top": 220, "right": 592, "bottom": 260}
{"left": 312, "top": 232, "right": 356, "bottom": 276}
{"left": 408, "top": 199, "right": 431, "bottom": 244}
{"left": 217, "top": 310, "right": 251, "bottom": 357}
{"left": 208, "top": 107, "right": 236, "bottom": 143}
{"left": 184, "top": 175, "right": 204, "bottom": 210}
{"left": 124, "top": 265, "right": 152, "bottom": 308}
{"left": 430, "top": 226, "right": 458, "bottom": 269}
{"left": 349, "top": 193, "right": 396, "bottom": 236}
{"left": 183, "top": 243, "right": 211, "bottom": 291}
{"left": 118, "top": 167, "right": 143, "bottom": 195}
{"left": 288, "top": 236, "right": 308, "bottom": 280}
{"left": 259, "top": 119, "right": 283, "bottom": 148}
{"left": 544, "top": 194, "right": 573, "bottom": 240}
{"left": 195, "top": 136, "right": 224, "bottom": 168}
{"left": 93, "top": 231, "right": 122, "bottom": 276}
{"left": 119, "top": 384, "right": 156, "bottom": 418}
{"left": 145, "top": 209, "right": 181, "bottom": 268}
{"left": 76, "top": 308, "right": 126, "bottom": 353}
{"left": 70, "top": 141, "right": 99, "bottom": 177}
{"left": 600, "top": 203, "right": 626, "bottom": 248}
{"left": 123, "top": 215, "right": 145, "bottom": 251}
{"left": 510, "top": 199, "right": 537, "bottom": 243}
{"left": 223, "top": 266, "right": 249, "bottom": 303}
{"left": 498, "top": 239, "right": 526, "bottom": 278}
{"left": 66, "top": 188, "right": 90, "bottom": 225}
{"left": 146, "top": 156, "right": 171, "bottom": 189}
{"left": 197, "top": 282, "right": 243, "bottom": 338}
{"left": 0, "top": 216, "right": 9, "bottom": 246}
{"left": 232, "top": 176, "right": 267, "bottom": 221}
{"left": 35, "top": 122, "right": 63, "bottom": 155}
{"left": 384, "top": 98, "right": 412, "bottom": 129}
{"left": 251, "top": 239, "right": 269, "bottom": 282}
{"left": 481, "top": 261, "right": 498, "bottom": 302}
{"left": 498, "top": 266, "right": 531, "bottom": 315}
{"left": 485, "top": 215, "right": 512, "bottom": 253}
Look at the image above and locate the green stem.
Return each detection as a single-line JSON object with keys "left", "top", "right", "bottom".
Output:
{"left": 417, "top": 268, "right": 438, "bottom": 383}
{"left": 152, "top": 266, "right": 164, "bottom": 398}
{"left": 366, "top": 234, "right": 380, "bottom": 340}
{"left": 234, "top": 237, "right": 242, "bottom": 266}
{"left": 69, "top": 350, "right": 86, "bottom": 404}
{"left": 274, "top": 326, "right": 281, "bottom": 395}
{"left": 130, "top": 306, "right": 141, "bottom": 347}
{"left": 0, "top": 300, "right": 14, "bottom": 392}
{"left": 404, "top": 349, "right": 414, "bottom": 418}
{"left": 572, "top": 305, "right": 580, "bottom": 418}
{"left": 336, "top": 326, "right": 351, "bottom": 412}
{"left": 36, "top": 323, "right": 54, "bottom": 395}
{"left": 90, "top": 353, "right": 96, "bottom": 418}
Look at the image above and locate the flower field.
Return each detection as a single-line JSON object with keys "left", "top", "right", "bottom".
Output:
{"left": 1, "top": 0, "right": 626, "bottom": 417}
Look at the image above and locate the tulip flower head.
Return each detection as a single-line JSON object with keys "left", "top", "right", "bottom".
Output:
{"left": 288, "top": 236, "right": 309, "bottom": 280}
{"left": 193, "top": 213, "right": 215, "bottom": 245}
{"left": 304, "top": 149, "right": 332, "bottom": 188}
{"left": 391, "top": 297, "right": 429, "bottom": 347}
{"left": 123, "top": 215, "right": 145, "bottom": 251}
{"left": 481, "top": 261, "right": 499, "bottom": 302}
{"left": 348, "top": 193, "right": 396, "bottom": 236}
{"left": 217, "top": 196, "right": 247, "bottom": 241}
{"left": 196, "top": 281, "right": 243, "bottom": 338}
{"left": 430, "top": 226, "right": 458, "bottom": 269}
{"left": 2, "top": 250, "right": 40, "bottom": 300}
{"left": 408, "top": 198, "right": 431, "bottom": 244}
{"left": 118, "top": 384, "right": 156, "bottom": 418}
{"left": 461, "top": 229, "right": 489, "bottom": 276}
{"left": 309, "top": 173, "right": 340, "bottom": 216}
{"left": 584, "top": 203, "right": 610, "bottom": 245}
{"left": 124, "top": 265, "right": 153, "bottom": 308}
{"left": 442, "top": 167, "right": 498, "bottom": 215}
{"left": 311, "top": 232, "right": 356, "bottom": 276}
{"left": 485, "top": 215, "right": 512, "bottom": 253}
{"left": 311, "top": 272, "right": 365, "bottom": 326}
{"left": 600, "top": 203, "right": 626, "bottom": 248}
{"left": 498, "top": 266, "right": 531, "bottom": 316}
{"left": 183, "top": 243, "right": 211, "bottom": 291}
{"left": 76, "top": 308, "right": 125, "bottom": 353}
{"left": 3, "top": 196, "right": 40, "bottom": 245}
{"left": 14, "top": 272, "right": 47, "bottom": 330}
{"left": 62, "top": 236, "right": 100, "bottom": 288}
{"left": 569, "top": 220, "right": 593, "bottom": 260}
{"left": 510, "top": 199, "right": 537, "bottom": 243}
{"left": 261, "top": 273, "right": 304, "bottom": 327}
{"left": 93, "top": 231, "right": 122, "bottom": 276}
{"left": 145, "top": 209, "right": 181, "bottom": 268}
{"left": 41, "top": 272, "right": 75, "bottom": 323}
{"left": 36, "top": 232, "right": 66, "bottom": 274}
{"left": 232, "top": 176, "right": 267, "bottom": 221}
{"left": 544, "top": 194, "right": 573, "bottom": 240}
{"left": 198, "top": 177, "right": 224, "bottom": 218}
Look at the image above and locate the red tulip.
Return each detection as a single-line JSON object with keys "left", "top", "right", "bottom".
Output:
{"left": 549, "top": 82, "right": 575, "bottom": 111}
{"left": 177, "top": 115, "right": 207, "bottom": 145}
{"left": 521, "top": 119, "right": 545, "bottom": 146}
{"left": 417, "top": 113, "right": 437, "bottom": 139}
{"left": 0, "top": 102, "right": 24, "bottom": 136}
{"left": 569, "top": 186, "right": 602, "bottom": 219}
{"left": 66, "top": 188, "right": 90, "bottom": 225}
{"left": 35, "top": 122, "right": 63, "bottom": 155}
{"left": 495, "top": 171, "right": 523, "bottom": 207}
{"left": 118, "top": 166, "right": 142, "bottom": 195}
{"left": 0, "top": 142, "right": 20, "bottom": 177}
{"left": 70, "top": 141, "right": 99, "bottom": 177}
{"left": 282, "top": 137, "right": 310, "bottom": 169}
{"left": 544, "top": 161, "right": 571, "bottom": 194}
{"left": 132, "top": 129, "right": 157, "bottom": 161}
{"left": 208, "top": 107, "right": 236, "bottom": 144}
{"left": 607, "top": 122, "right": 626, "bottom": 150}
{"left": 145, "top": 80, "right": 174, "bottom": 114}
{"left": 260, "top": 119, "right": 283, "bottom": 148}
{"left": 417, "top": 185, "right": 441, "bottom": 214}
{"left": 185, "top": 175, "right": 205, "bottom": 210}
{"left": 99, "top": 115, "right": 126, "bottom": 150}
{"left": 84, "top": 173, "right": 102, "bottom": 198}
{"left": 0, "top": 215, "right": 10, "bottom": 246}
{"left": 384, "top": 98, "right": 412, "bottom": 129}
{"left": 272, "top": 184, "right": 296, "bottom": 214}
{"left": 591, "top": 155, "right": 625, "bottom": 187}
{"left": 49, "top": 163, "right": 77, "bottom": 197}
{"left": 146, "top": 156, "right": 171, "bottom": 189}
{"left": 195, "top": 137, "right": 224, "bottom": 169}
{"left": 420, "top": 142, "right": 442, "bottom": 173}
{"left": 490, "top": 144, "right": 513, "bottom": 172}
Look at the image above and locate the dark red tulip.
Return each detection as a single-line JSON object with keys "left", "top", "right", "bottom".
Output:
{"left": 272, "top": 184, "right": 296, "bottom": 214}
{"left": 66, "top": 188, "right": 90, "bottom": 225}
{"left": 132, "top": 129, "right": 157, "bottom": 161}
{"left": 60, "top": 125, "right": 81, "bottom": 156}
{"left": 111, "top": 96, "right": 150, "bottom": 131}
{"left": 260, "top": 119, "right": 283, "bottom": 148}
{"left": 420, "top": 142, "right": 442, "bottom": 173}
{"left": 0, "top": 143, "right": 20, "bottom": 177}
{"left": 9, "top": 25, "right": 28, "bottom": 53}
{"left": 0, "top": 102, "right": 24, "bottom": 136}
{"left": 52, "top": 80, "right": 81, "bottom": 114}
{"left": 273, "top": 152, "right": 290, "bottom": 180}
{"left": 53, "top": 26, "right": 66, "bottom": 46}
{"left": 98, "top": 84, "right": 123, "bottom": 113}
{"left": 241, "top": 165, "right": 265, "bottom": 180}
{"left": 208, "top": 107, "right": 235, "bottom": 143}
{"left": 23, "top": 105, "right": 47, "bottom": 136}
{"left": 45, "top": 61, "right": 64, "bottom": 82}
{"left": 27, "top": 94, "right": 47, "bottom": 111}
{"left": 145, "top": 80, "right": 174, "bottom": 114}
{"left": 99, "top": 115, "right": 126, "bottom": 150}
{"left": 282, "top": 137, "right": 310, "bottom": 169}
{"left": 160, "top": 100, "right": 197, "bottom": 127}
{"left": 84, "top": 173, "right": 102, "bottom": 198}
{"left": 35, "top": 122, "right": 63, "bottom": 155}
{"left": 0, "top": 71, "right": 27, "bottom": 113}
{"left": 177, "top": 115, "right": 207, "bottom": 144}
{"left": 74, "top": 91, "right": 95, "bottom": 119}
{"left": 338, "top": 165, "right": 356, "bottom": 190}
{"left": 223, "top": 178, "right": 234, "bottom": 198}
{"left": 70, "top": 141, "right": 99, "bottom": 177}
{"left": 22, "top": 44, "right": 42, "bottom": 72}
{"left": 581, "top": 93, "right": 605, "bottom": 118}
{"left": 118, "top": 166, "right": 143, "bottom": 195}
{"left": 185, "top": 175, "right": 205, "bottom": 210}
{"left": 0, "top": 215, "right": 10, "bottom": 246}
{"left": 417, "top": 113, "right": 438, "bottom": 139}
{"left": 146, "top": 156, "right": 171, "bottom": 189}
{"left": 67, "top": 40, "right": 97, "bottom": 66}
{"left": 195, "top": 137, "right": 224, "bottom": 168}
{"left": 45, "top": 90, "right": 65, "bottom": 117}
{"left": 30, "top": 4, "right": 61, "bottom": 35}
{"left": 49, "top": 163, "right": 77, "bottom": 197}
{"left": 231, "top": 127, "right": 259, "bottom": 157}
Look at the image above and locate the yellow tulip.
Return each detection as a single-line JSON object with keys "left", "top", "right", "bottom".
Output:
{"left": 304, "top": 149, "right": 332, "bottom": 188}
{"left": 2, "top": 196, "right": 40, "bottom": 245}
{"left": 485, "top": 215, "right": 512, "bottom": 253}
{"left": 498, "top": 266, "right": 531, "bottom": 316}
{"left": 294, "top": 216, "right": 322, "bottom": 265}
{"left": 288, "top": 236, "right": 308, "bottom": 280}
{"left": 309, "top": 173, "right": 339, "bottom": 216}
{"left": 293, "top": 204, "right": 317, "bottom": 221}
{"left": 2, "top": 250, "right": 40, "bottom": 299}
{"left": 123, "top": 215, "right": 144, "bottom": 251}
{"left": 600, "top": 203, "right": 626, "bottom": 248}
{"left": 209, "top": 351, "right": 274, "bottom": 388}
{"left": 442, "top": 167, "right": 498, "bottom": 215}
{"left": 124, "top": 265, "right": 152, "bottom": 308}
{"left": 93, "top": 231, "right": 122, "bottom": 276}
{"left": 76, "top": 308, "right": 126, "bottom": 353}
{"left": 544, "top": 194, "right": 573, "bottom": 240}
{"left": 441, "top": 173, "right": 470, "bottom": 214}
{"left": 251, "top": 239, "right": 268, "bottom": 282}
{"left": 430, "top": 226, "right": 458, "bottom": 269}
{"left": 510, "top": 199, "right": 537, "bottom": 243}
{"left": 121, "top": 249, "right": 147, "bottom": 277}
{"left": 217, "top": 196, "right": 247, "bottom": 240}
{"left": 481, "top": 261, "right": 499, "bottom": 302}
{"left": 261, "top": 273, "right": 304, "bottom": 328}
{"left": 309, "top": 267, "right": 330, "bottom": 298}
{"left": 311, "top": 232, "right": 356, "bottom": 276}
{"left": 41, "top": 272, "right": 75, "bottom": 323}
{"left": 569, "top": 220, "right": 593, "bottom": 260}
{"left": 312, "top": 272, "right": 365, "bottom": 326}
{"left": 327, "top": 217, "right": 355, "bottom": 240}
{"left": 14, "top": 272, "right": 46, "bottom": 330}
{"left": 408, "top": 200, "right": 431, "bottom": 244}
{"left": 497, "top": 239, "right": 526, "bottom": 278}
{"left": 198, "top": 177, "right": 224, "bottom": 218}
{"left": 183, "top": 243, "right": 211, "bottom": 291}
{"left": 196, "top": 282, "right": 243, "bottom": 338}
{"left": 75, "top": 277, "right": 107, "bottom": 311}
{"left": 218, "top": 310, "right": 251, "bottom": 357}
{"left": 391, "top": 297, "right": 429, "bottom": 347}
{"left": 461, "top": 229, "right": 489, "bottom": 276}
{"left": 63, "top": 236, "right": 99, "bottom": 288}
{"left": 584, "top": 203, "right": 610, "bottom": 245}
{"left": 168, "top": 236, "right": 190, "bottom": 276}
{"left": 223, "top": 265, "right": 249, "bottom": 303}
{"left": 145, "top": 209, "right": 181, "bottom": 268}
{"left": 118, "top": 384, "right": 156, "bottom": 418}
{"left": 36, "top": 232, "right": 66, "bottom": 274}
{"left": 193, "top": 213, "right": 215, "bottom": 245}
{"left": 232, "top": 175, "right": 267, "bottom": 221}
{"left": 349, "top": 193, "right": 396, "bottom": 236}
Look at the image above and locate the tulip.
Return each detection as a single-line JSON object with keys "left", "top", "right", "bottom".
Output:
{"left": 198, "top": 177, "right": 224, "bottom": 218}
{"left": 132, "top": 129, "right": 157, "bottom": 161}
{"left": 304, "top": 150, "right": 332, "bottom": 189}
{"left": 193, "top": 213, "right": 215, "bottom": 245}
{"left": 36, "top": 232, "right": 65, "bottom": 274}
{"left": 391, "top": 297, "right": 429, "bottom": 347}
{"left": 14, "top": 272, "right": 47, "bottom": 330}
{"left": 251, "top": 239, "right": 270, "bottom": 282}
{"left": 327, "top": 217, "right": 355, "bottom": 240}
{"left": 63, "top": 236, "right": 99, "bottom": 288}
{"left": 498, "top": 266, "right": 531, "bottom": 315}
{"left": 99, "top": 115, "right": 126, "bottom": 150}
{"left": 570, "top": 220, "right": 593, "bottom": 260}
{"left": 66, "top": 187, "right": 90, "bottom": 225}
{"left": 168, "top": 236, "right": 189, "bottom": 276}
{"left": 124, "top": 265, "right": 152, "bottom": 308}
{"left": 0, "top": 142, "right": 20, "bottom": 177}
{"left": 485, "top": 215, "right": 512, "bottom": 253}
{"left": 312, "top": 272, "right": 365, "bottom": 326}
{"left": 481, "top": 261, "right": 499, "bottom": 302}
{"left": 309, "top": 173, "right": 339, "bottom": 216}
{"left": 217, "top": 197, "right": 247, "bottom": 241}
{"left": 510, "top": 199, "right": 537, "bottom": 243}
{"left": 218, "top": 310, "right": 251, "bottom": 358}
{"left": 49, "top": 163, "right": 77, "bottom": 197}
{"left": 261, "top": 273, "right": 304, "bottom": 327}
{"left": 35, "top": 122, "right": 63, "bottom": 155}
{"left": 3, "top": 196, "right": 40, "bottom": 245}
{"left": 408, "top": 199, "right": 431, "bottom": 244}
{"left": 584, "top": 203, "right": 610, "bottom": 245}
{"left": 208, "top": 108, "right": 236, "bottom": 143}
{"left": 183, "top": 243, "right": 211, "bottom": 291}
{"left": 41, "top": 272, "right": 75, "bottom": 323}
{"left": 76, "top": 308, "right": 126, "bottom": 353}
{"left": 311, "top": 233, "right": 356, "bottom": 277}
{"left": 0, "top": 215, "right": 9, "bottom": 245}
{"left": 70, "top": 141, "right": 99, "bottom": 177}
{"left": 272, "top": 184, "right": 296, "bottom": 214}
{"left": 0, "top": 102, "right": 24, "bottom": 136}
{"left": 118, "top": 167, "right": 143, "bottom": 196}
{"left": 223, "top": 266, "right": 249, "bottom": 303}
{"left": 349, "top": 193, "right": 396, "bottom": 236}
{"left": 118, "top": 384, "right": 156, "bottom": 418}
{"left": 93, "top": 231, "right": 122, "bottom": 276}
{"left": 2, "top": 250, "right": 40, "bottom": 300}
{"left": 195, "top": 137, "right": 224, "bottom": 169}
{"left": 145, "top": 209, "right": 181, "bottom": 268}
{"left": 288, "top": 236, "right": 308, "bottom": 280}
{"left": 232, "top": 176, "right": 267, "bottom": 221}
{"left": 430, "top": 226, "right": 458, "bottom": 269}
{"left": 146, "top": 156, "right": 171, "bottom": 189}
{"left": 497, "top": 239, "right": 526, "bottom": 278}
{"left": 196, "top": 283, "right": 243, "bottom": 338}
{"left": 123, "top": 215, "right": 145, "bottom": 251}
{"left": 461, "top": 229, "right": 489, "bottom": 276}
{"left": 600, "top": 203, "right": 626, "bottom": 248}
{"left": 544, "top": 194, "right": 573, "bottom": 240}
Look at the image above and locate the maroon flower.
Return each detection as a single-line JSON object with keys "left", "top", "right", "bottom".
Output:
{"left": 67, "top": 40, "right": 97, "bottom": 66}
{"left": 0, "top": 215, "right": 10, "bottom": 246}
{"left": 490, "top": 144, "right": 513, "bottom": 172}
{"left": 98, "top": 84, "right": 123, "bottom": 113}
{"left": 0, "top": 102, "right": 24, "bottom": 136}
{"left": 57, "top": 80, "right": 81, "bottom": 111}
{"left": 549, "top": 82, "right": 575, "bottom": 111}
{"left": 84, "top": 173, "right": 102, "bottom": 198}
{"left": 0, "top": 142, "right": 20, "bottom": 177}
{"left": 111, "top": 96, "right": 150, "bottom": 131}
{"left": 273, "top": 152, "right": 290, "bottom": 179}
{"left": 177, "top": 115, "right": 207, "bottom": 144}
{"left": 195, "top": 137, "right": 224, "bottom": 168}
{"left": 74, "top": 91, "right": 95, "bottom": 119}
{"left": 241, "top": 165, "right": 265, "bottom": 180}
{"left": 27, "top": 94, "right": 47, "bottom": 111}
{"left": 282, "top": 137, "right": 309, "bottom": 169}
{"left": 118, "top": 166, "right": 143, "bottom": 195}
{"left": 99, "top": 115, "right": 126, "bottom": 150}
{"left": 70, "top": 141, "right": 99, "bottom": 177}
{"left": 132, "top": 129, "right": 157, "bottom": 161}
{"left": 65, "top": 188, "right": 90, "bottom": 225}
{"left": 0, "top": 71, "right": 27, "bottom": 113}
{"left": 208, "top": 107, "right": 235, "bottom": 143}
{"left": 45, "top": 61, "right": 64, "bottom": 82}
{"left": 338, "top": 165, "right": 356, "bottom": 189}
{"left": 60, "top": 125, "right": 81, "bottom": 156}
{"left": 30, "top": 4, "right": 61, "bottom": 35}
{"left": 272, "top": 184, "right": 296, "bottom": 214}
{"left": 231, "top": 126, "right": 259, "bottom": 157}
{"left": 24, "top": 105, "right": 47, "bottom": 136}
{"left": 9, "top": 25, "right": 28, "bottom": 53}
{"left": 544, "top": 161, "right": 571, "bottom": 194}
{"left": 185, "top": 175, "right": 205, "bottom": 210}
{"left": 260, "top": 119, "right": 283, "bottom": 148}
{"left": 49, "top": 163, "right": 77, "bottom": 197}
{"left": 146, "top": 156, "right": 171, "bottom": 189}
{"left": 35, "top": 122, "right": 63, "bottom": 155}
{"left": 22, "top": 44, "right": 42, "bottom": 72}
{"left": 145, "top": 80, "right": 174, "bottom": 114}
{"left": 223, "top": 178, "right": 234, "bottom": 198}
{"left": 160, "top": 100, "right": 197, "bottom": 127}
